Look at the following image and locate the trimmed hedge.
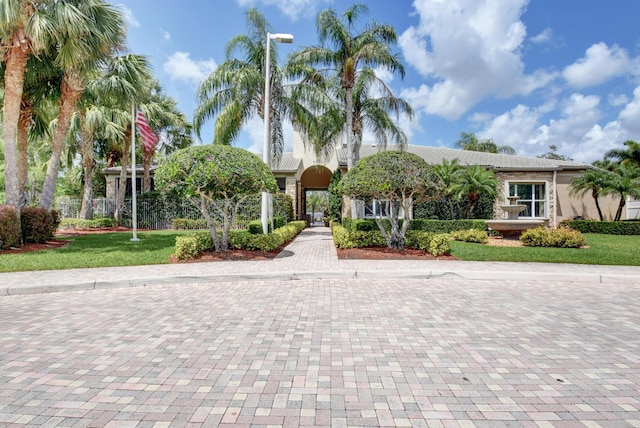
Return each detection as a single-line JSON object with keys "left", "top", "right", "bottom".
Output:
{"left": 59, "top": 217, "right": 114, "bottom": 230}
{"left": 342, "top": 218, "right": 486, "bottom": 234}
{"left": 450, "top": 228, "right": 489, "bottom": 244}
{"left": 331, "top": 221, "right": 451, "bottom": 256}
{"left": 174, "top": 220, "right": 306, "bottom": 260}
{"left": 173, "top": 218, "right": 207, "bottom": 230}
{"left": 0, "top": 205, "right": 21, "bottom": 249}
{"left": 248, "top": 217, "right": 286, "bottom": 234}
{"left": 560, "top": 220, "right": 640, "bottom": 235}
{"left": 21, "top": 207, "right": 60, "bottom": 243}
{"left": 520, "top": 227, "right": 586, "bottom": 248}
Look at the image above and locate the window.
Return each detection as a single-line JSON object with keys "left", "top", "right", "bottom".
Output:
{"left": 508, "top": 183, "right": 546, "bottom": 218}
{"left": 364, "top": 198, "right": 402, "bottom": 218}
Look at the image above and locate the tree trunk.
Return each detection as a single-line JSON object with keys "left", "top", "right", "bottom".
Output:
{"left": 592, "top": 190, "right": 604, "bottom": 221}
{"left": 2, "top": 44, "right": 29, "bottom": 208}
{"left": 79, "top": 128, "right": 94, "bottom": 220}
{"left": 17, "top": 104, "right": 31, "bottom": 207}
{"left": 614, "top": 195, "right": 625, "bottom": 222}
{"left": 40, "top": 72, "right": 84, "bottom": 210}
{"left": 114, "top": 129, "right": 133, "bottom": 223}
{"left": 143, "top": 150, "right": 152, "bottom": 193}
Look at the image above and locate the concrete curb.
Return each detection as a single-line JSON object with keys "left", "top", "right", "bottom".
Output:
{"left": 3, "top": 269, "right": 637, "bottom": 297}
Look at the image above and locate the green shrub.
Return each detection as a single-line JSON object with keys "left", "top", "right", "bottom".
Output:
{"left": 174, "top": 231, "right": 213, "bottom": 260}
{"left": 0, "top": 205, "right": 21, "bottom": 249}
{"left": 560, "top": 220, "right": 640, "bottom": 235}
{"left": 450, "top": 228, "right": 489, "bottom": 244}
{"left": 405, "top": 230, "right": 451, "bottom": 256}
{"left": 520, "top": 227, "right": 586, "bottom": 248}
{"left": 248, "top": 217, "right": 287, "bottom": 234}
{"left": 59, "top": 217, "right": 114, "bottom": 230}
{"left": 173, "top": 218, "right": 207, "bottom": 230}
{"left": 330, "top": 221, "right": 356, "bottom": 248}
{"left": 409, "top": 219, "right": 487, "bottom": 233}
{"left": 21, "top": 207, "right": 60, "bottom": 243}
{"left": 332, "top": 221, "right": 386, "bottom": 248}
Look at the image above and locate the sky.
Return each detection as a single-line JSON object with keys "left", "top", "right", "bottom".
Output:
{"left": 116, "top": 0, "right": 640, "bottom": 163}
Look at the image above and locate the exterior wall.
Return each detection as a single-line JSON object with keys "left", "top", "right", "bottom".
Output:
{"left": 556, "top": 171, "right": 622, "bottom": 221}
{"left": 494, "top": 171, "right": 555, "bottom": 223}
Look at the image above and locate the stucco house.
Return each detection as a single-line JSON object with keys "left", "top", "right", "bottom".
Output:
{"left": 103, "top": 131, "right": 635, "bottom": 224}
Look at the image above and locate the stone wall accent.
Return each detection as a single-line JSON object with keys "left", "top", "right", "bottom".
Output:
{"left": 494, "top": 171, "right": 554, "bottom": 220}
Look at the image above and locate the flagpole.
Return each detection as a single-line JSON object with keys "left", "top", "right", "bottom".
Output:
{"left": 130, "top": 101, "right": 139, "bottom": 242}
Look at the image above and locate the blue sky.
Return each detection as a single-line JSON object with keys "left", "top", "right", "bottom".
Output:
{"left": 117, "top": 0, "right": 640, "bottom": 163}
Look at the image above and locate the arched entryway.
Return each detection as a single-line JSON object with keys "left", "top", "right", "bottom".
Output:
{"left": 299, "top": 166, "right": 332, "bottom": 224}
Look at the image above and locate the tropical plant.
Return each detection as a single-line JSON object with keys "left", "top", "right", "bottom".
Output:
{"left": 569, "top": 167, "right": 611, "bottom": 221}
{"left": 327, "top": 168, "right": 343, "bottom": 222}
{"left": 605, "top": 140, "right": 640, "bottom": 168}
{"left": 454, "top": 132, "right": 516, "bottom": 155}
{"left": 451, "top": 165, "right": 498, "bottom": 219}
{"left": 432, "top": 158, "right": 463, "bottom": 219}
{"left": 154, "top": 145, "right": 278, "bottom": 251}
{"left": 603, "top": 163, "right": 640, "bottom": 221}
{"left": 337, "top": 151, "right": 444, "bottom": 249}
{"left": 538, "top": 144, "right": 573, "bottom": 161}
{"left": 306, "top": 191, "right": 327, "bottom": 223}
{"left": 39, "top": 0, "right": 127, "bottom": 210}
{"left": 290, "top": 4, "right": 405, "bottom": 170}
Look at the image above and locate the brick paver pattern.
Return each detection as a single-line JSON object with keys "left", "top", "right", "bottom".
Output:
{"left": 2, "top": 277, "right": 640, "bottom": 427}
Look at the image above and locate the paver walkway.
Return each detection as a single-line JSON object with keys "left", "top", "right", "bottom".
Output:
{"left": 1, "top": 227, "right": 640, "bottom": 426}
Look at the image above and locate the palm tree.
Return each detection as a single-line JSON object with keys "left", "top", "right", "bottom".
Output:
{"left": 290, "top": 4, "right": 405, "bottom": 170}
{"left": 569, "top": 167, "right": 611, "bottom": 221}
{"left": 433, "top": 158, "right": 463, "bottom": 219}
{"left": 604, "top": 163, "right": 640, "bottom": 221}
{"left": 39, "top": 0, "right": 126, "bottom": 210}
{"left": 195, "top": 8, "right": 313, "bottom": 163}
{"left": 452, "top": 165, "right": 498, "bottom": 219}
{"left": 454, "top": 132, "right": 516, "bottom": 155}
{"left": 605, "top": 140, "right": 640, "bottom": 168}
{"left": 0, "top": 0, "right": 55, "bottom": 207}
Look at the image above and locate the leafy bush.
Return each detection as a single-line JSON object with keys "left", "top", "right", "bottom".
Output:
{"left": 174, "top": 231, "right": 213, "bottom": 261}
{"left": 327, "top": 169, "right": 343, "bottom": 222}
{"left": 409, "top": 219, "right": 487, "bottom": 233}
{"left": 0, "top": 205, "right": 21, "bottom": 249}
{"left": 248, "top": 217, "right": 286, "bottom": 234}
{"left": 450, "top": 228, "right": 489, "bottom": 244}
{"left": 560, "top": 220, "right": 640, "bottom": 235}
{"left": 405, "top": 231, "right": 451, "bottom": 256}
{"left": 59, "top": 217, "right": 114, "bottom": 230}
{"left": 173, "top": 218, "right": 207, "bottom": 230}
{"left": 520, "top": 227, "right": 586, "bottom": 248}
{"left": 414, "top": 191, "right": 494, "bottom": 220}
{"left": 21, "top": 207, "right": 60, "bottom": 243}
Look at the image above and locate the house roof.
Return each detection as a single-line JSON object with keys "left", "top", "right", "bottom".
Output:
{"left": 270, "top": 154, "right": 302, "bottom": 172}
{"left": 102, "top": 164, "right": 154, "bottom": 175}
{"left": 336, "top": 144, "right": 590, "bottom": 171}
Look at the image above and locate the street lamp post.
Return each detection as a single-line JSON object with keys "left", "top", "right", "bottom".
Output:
{"left": 262, "top": 32, "right": 293, "bottom": 234}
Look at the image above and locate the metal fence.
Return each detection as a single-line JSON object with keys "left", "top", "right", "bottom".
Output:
{"left": 54, "top": 195, "right": 292, "bottom": 230}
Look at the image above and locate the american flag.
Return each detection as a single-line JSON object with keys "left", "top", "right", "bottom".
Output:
{"left": 136, "top": 109, "right": 158, "bottom": 153}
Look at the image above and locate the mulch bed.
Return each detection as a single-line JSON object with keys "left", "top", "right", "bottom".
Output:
{"left": 336, "top": 246, "right": 457, "bottom": 260}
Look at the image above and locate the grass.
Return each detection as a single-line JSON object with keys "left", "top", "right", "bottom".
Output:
{"left": 0, "top": 230, "right": 189, "bottom": 273}
{"left": 451, "top": 233, "right": 640, "bottom": 266}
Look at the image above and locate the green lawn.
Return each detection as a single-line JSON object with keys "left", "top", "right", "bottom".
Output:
{"left": 451, "top": 233, "right": 640, "bottom": 266}
{"left": 1, "top": 231, "right": 638, "bottom": 273}
{"left": 0, "top": 230, "right": 189, "bottom": 273}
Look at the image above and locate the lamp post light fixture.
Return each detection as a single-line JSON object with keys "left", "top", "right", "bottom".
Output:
{"left": 262, "top": 32, "right": 293, "bottom": 234}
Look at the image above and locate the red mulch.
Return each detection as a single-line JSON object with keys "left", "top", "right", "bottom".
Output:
{"left": 0, "top": 239, "right": 70, "bottom": 255}
{"left": 336, "top": 246, "right": 457, "bottom": 260}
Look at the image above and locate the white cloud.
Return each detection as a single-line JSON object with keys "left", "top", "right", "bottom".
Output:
{"left": 162, "top": 30, "right": 171, "bottom": 42}
{"left": 118, "top": 5, "right": 139, "bottom": 28}
{"left": 235, "top": 0, "right": 332, "bottom": 21}
{"left": 163, "top": 52, "right": 217, "bottom": 86}
{"left": 530, "top": 28, "right": 552, "bottom": 44}
{"left": 399, "top": 0, "right": 555, "bottom": 120}
{"left": 563, "top": 42, "right": 631, "bottom": 88}
{"left": 476, "top": 93, "right": 638, "bottom": 162}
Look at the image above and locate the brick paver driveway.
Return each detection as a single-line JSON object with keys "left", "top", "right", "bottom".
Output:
{"left": 1, "top": 278, "right": 639, "bottom": 427}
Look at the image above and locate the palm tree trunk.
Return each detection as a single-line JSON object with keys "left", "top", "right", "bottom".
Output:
{"left": 115, "top": 129, "right": 132, "bottom": 223}
{"left": 2, "top": 45, "right": 29, "bottom": 208}
{"left": 79, "top": 129, "right": 94, "bottom": 219}
{"left": 143, "top": 150, "right": 152, "bottom": 193}
{"left": 592, "top": 190, "right": 604, "bottom": 221}
{"left": 614, "top": 196, "right": 625, "bottom": 222}
{"left": 17, "top": 106, "right": 31, "bottom": 207}
{"left": 40, "top": 73, "right": 84, "bottom": 210}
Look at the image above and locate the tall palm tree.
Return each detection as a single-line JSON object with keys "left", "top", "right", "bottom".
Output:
{"left": 454, "top": 132, "right": 516, "bottom": 155}
{"left": 0, "top": 0, "right": 55, "bottom": 207}
{"left": 605, "top": 140, "right": 640, "bottom": 168}
{"left": 195, "top": 8, "right": 312, "bottom": 163}
{"left": 452, "top": 165, "right": 497, "bottom": 219}
{"left": 569, "top": 167, "right": 611, "bottom": 221}
{"left": 604, "top": 163, "right": 640, "bottom": 221}
{"left": 433, "top": 158, "right": 463, "bottom": 220}
{"left": 39, "top": 0, "right": 126, "bottom": 210}
{"left": 290, "top": 4, "right": 405, "bottom": 170}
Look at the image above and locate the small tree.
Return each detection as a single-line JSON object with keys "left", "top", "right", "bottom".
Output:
{"left": 338, "top": 151, "right": 445, "bottom": 250}
{"left": 452, "top": 165, "right": 498, "bottom": 219}
{"left": 327, "top": 168, "right": 343, "bottom": 222}
{"left": 155, "top": 145, "right": 277, "bottom": 251}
